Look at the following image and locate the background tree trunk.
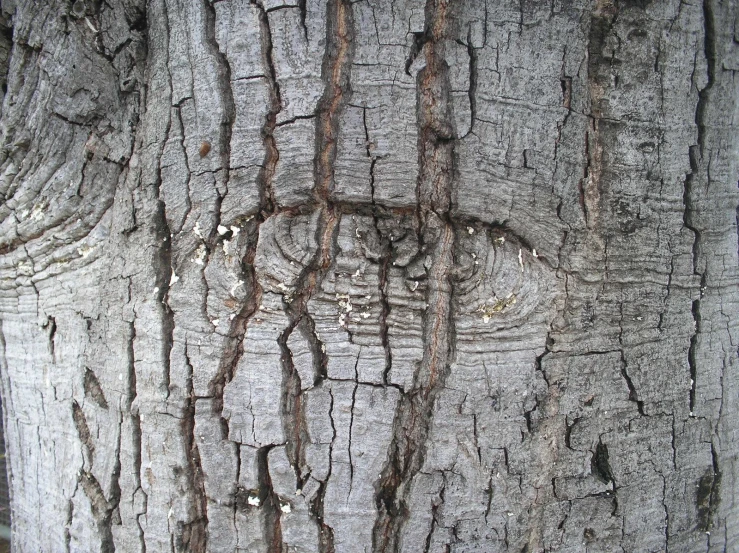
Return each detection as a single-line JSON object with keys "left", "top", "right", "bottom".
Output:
{"left": 0, "top": 0, "right": 737, "bottom": 551}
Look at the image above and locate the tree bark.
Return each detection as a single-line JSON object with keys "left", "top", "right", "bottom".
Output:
{"left": 0, "top": 0, "right": 737, "bottom": 551}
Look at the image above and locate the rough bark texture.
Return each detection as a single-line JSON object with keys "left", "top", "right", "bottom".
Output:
{"left": 0, "top": 0, "right": 737, "bottom": 552}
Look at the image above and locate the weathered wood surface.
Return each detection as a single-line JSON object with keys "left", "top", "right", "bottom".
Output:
{"left": 0, "top": 0, "right": 737, "bottom": 551}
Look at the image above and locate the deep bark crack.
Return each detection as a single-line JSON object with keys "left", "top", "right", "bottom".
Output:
{"left": 372, "top": 1, "right": 457, "bottom": 550}
{"left": 178, "top": 348, "right": 208, "bottom": 553}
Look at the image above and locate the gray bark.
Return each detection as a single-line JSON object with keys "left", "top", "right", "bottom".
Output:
{"left": 0, "top": 0, "right": 737, "bottom": 552}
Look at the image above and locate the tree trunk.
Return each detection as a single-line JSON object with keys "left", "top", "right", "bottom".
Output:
{"left": 0, "top": 0, "right": 737, "bottom": 551}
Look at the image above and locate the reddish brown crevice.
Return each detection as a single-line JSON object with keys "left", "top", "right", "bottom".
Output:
{"left": 277, "top": 322, "right": 311, "bottom": 491}
{"left": 266, "top": 0, "right": 355, "bottom": 550}
{"left": 252, "top": 0, "right": 281, "bottom": 214}
{"left": 361, "top": 106, "right": 393, "bottom": 385}
{"left": 209, "top": 0, "right": 281, "bottom": 415}
{"left": 208, "top": 221, "right": 262, "bottom": 409}
{"left": 314, "top": 388, "right": 337, "bottom": 553}
{"left": 372, "top": 0, "right": 457, "bottom": 550}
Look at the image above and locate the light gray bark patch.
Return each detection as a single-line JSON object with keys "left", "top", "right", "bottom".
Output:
{"left": 2, "top": 0, "right": 739, "bottom": 551}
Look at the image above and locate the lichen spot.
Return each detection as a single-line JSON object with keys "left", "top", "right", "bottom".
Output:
{"left": 199, "top": 141, "right": 211, "bottom": 157}
{"left": 71, "top": 0, "right": 86, "bottom": 18}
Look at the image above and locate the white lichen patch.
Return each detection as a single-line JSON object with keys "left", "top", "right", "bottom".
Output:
{"left": 222, "top": 239, "right": 231, "bottom": 256}
{"left": 211, "top": 318, "right": 219, "bottom": 327}
{"left": 84, "top": 17, "right": 98, "bottom": 32}
{"left": 518, "top": 249, "right": 524, "bottom": 272}
{"left": 193, "top": 221, "right": 205, "bottom": 239}
{"left": 337, "top": 293, "right": 353, "bottom": 328}
{"left": 169, "top": 272, "right": 180, "bottom": 286}
{"left": 77, "top": 245, "right": 94, "bottom": 259}
{"left": 217, "top": 224, "right": 229, "bottom": 235}
{"left": 230, "top": 225, "right": 240, "bottom": 236}
{"left": 477, "top": 294, "right": 517, "bottom": 322}
{"left": 247, "top": 495, "right": 261, "bottom": 507}
{"left": 30, "top": 203, "right": 46, "bottom": 221}
{"left": 467, "top": 227, "right": 475, "bottom": 234}
{"left": 279, "top": 501, "right": 292, "bottom": 514}
{"left": 192, "top": 244, "right": 207, "bottom": 265}
{"left": 230, "top": 280, "right": 244, "bottom": 297}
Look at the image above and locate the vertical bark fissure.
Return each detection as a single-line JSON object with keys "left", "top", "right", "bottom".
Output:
{"left": 372, "top": 1, "right": 457, "bottom": 550}
{"left": 132, "top": 410, "right": 146, "bottom": 553}
{"left": 297, "top": 0, "right": 309, "bottom": 41}
{"left": 361, "top": 106, "right": 392, "bottom": 385}
{"left": 73, "top": 401, "right": 118, "bottom": 552}
{"left": 583, "top": 2, "right": 617, "bottom": 230}
{"left": 256, "top": 445, "right": 283, "bottom": 553}
{"left": 202, "top": 0, "right": 235, "bottom": 198}
{"left": 179, "top": 346, "right": 208, "bottom": 553}
{"left": 172, "top": 104, "right": 192, "bottom": 234}
{"left": 252, "top": 0, "right": 281, "bottom": 213}
{"left": 695, "top": 0, "right": 715, "bottom": 158}
{"left": 153, "top": 174, "right": 175, "bottom": 401}
{"left": 431, "top": 474, "right": 448, "bottom": 553}
{"left": 209, "top": 0, "right": 283, "bottom": 449}
{"left": 78, "top": 471, "right": 116, "bottom": 553}
{"left": 108, "top": 411, "right": 124, "bottom": 540}
{"left": 126, "top": 316, "right": 147, "bottom": 551}
{"left": 268, "top": 0, "right": 355, "bottom": 550}
{"left": 315, "top": 387, "right": 337, "bottom": 553}
{"left": 697, "top": 442, "right": 722, "bottom": 532}
{"left": 685, "top": 0, "right": 715, "bottom": 416}
{"left": 347, "top": 352, "right": 360, "bottom": 494}
{"left": 65, "top": 493, "right": 75, "bottom": 553}
{"left": 277, "top": 323, "right": 310, "bottom": 493}
{"left": 461, "top": 27, "right": 477, "bottom": 138}
{"left": 203, "top": 6, "right": 287, "bottom": 550}
{"left": 618, "top": 302, "right": 645, "bottom": 416}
